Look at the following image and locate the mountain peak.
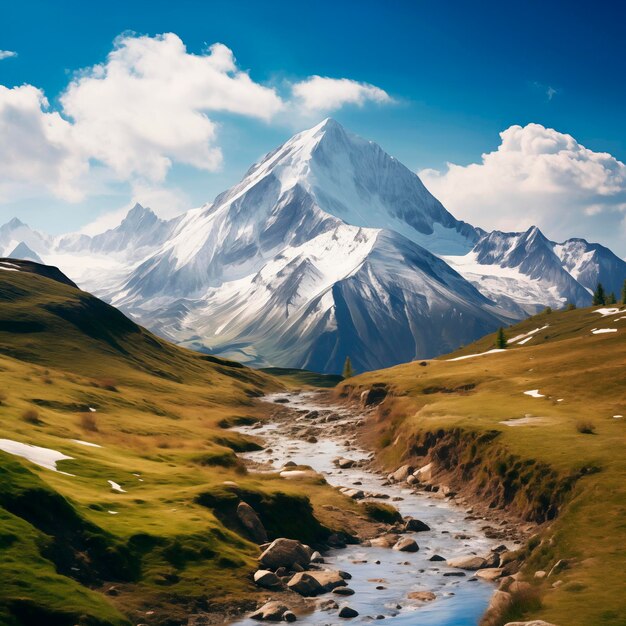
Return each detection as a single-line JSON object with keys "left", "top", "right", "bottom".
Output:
{"left": 4, "top": 217, "right": 26, "bottom": 230}
{"left": 522, "top": 225, "right": 549, "bottom": 245}
{"left": 314, "top": 117, "right": 342, "bottom": 132}
{"left": 8, "top": 241, "right": 43, "bottom": 263}
{"left": 120, "top": 203, "right": 158, "bottom": 228}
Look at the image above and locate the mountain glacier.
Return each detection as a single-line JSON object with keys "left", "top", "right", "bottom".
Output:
{"left": 2, "top": 119, "right": 625, "bottom": 372}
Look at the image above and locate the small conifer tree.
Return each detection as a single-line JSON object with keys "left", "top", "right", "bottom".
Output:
{"left": 606, "top": 292, "right": 617, "bottom": 305}
{"left": 592, "top": 283, "right": 606, "bottom": 306}
{"left": 495, "top": 327, "right": 507, "bottom": 349}
{"left": 622, "top": 279, "right": 626, "bottom": 305}
{"left": 342, "top": 356, "right": 354, "bottom": 379}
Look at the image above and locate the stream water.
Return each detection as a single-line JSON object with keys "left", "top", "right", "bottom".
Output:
{"left": 232, "top": 391, "right": 499, "bottom": 626}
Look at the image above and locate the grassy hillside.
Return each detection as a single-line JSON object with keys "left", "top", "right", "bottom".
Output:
{"left": 0, "top": 263, "right": 367, "bottom": 626}
{"left": 337, "top": 304, "right": 626, "bottom": 626}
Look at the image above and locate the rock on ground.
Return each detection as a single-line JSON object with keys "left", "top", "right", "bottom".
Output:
{"left": 253, "top": 569, "right": 281, "bottom": 589}
{"left": 259, "top": 538, "right": 311, "bottom": 570}
{"left": 413, "top": 462, "right": 434, "bottom": 483}
{"left": 237, "top": 502, "right": 268, "bottom": 543}
{"left": 390, "top": 464, "right": 413, "bottom": 482}
{"left": 476, "top": 568, "right": 503, "bottom": 581}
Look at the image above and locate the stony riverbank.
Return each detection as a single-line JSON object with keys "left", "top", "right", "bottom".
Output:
{"left": 206, "top": 391, "right": 533, "bottom": 626}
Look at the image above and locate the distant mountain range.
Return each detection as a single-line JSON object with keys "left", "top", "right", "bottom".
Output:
{"left": 2, "top": 119, "right": 625, "bottom": 372}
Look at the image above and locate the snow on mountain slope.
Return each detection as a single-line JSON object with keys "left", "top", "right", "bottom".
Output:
{"left": 118, "top": 223, "right": 503, "bottom": 373}
{"left": 446, "top": 226, "right": 626, "bottom": 316}
{"left": 0, "top": 204, "right": 180, "bottom": 292}
{"left": 7, "top": 242, "right": 43, "bottom": 263}
{"left": 102, "top": 119, "right": 504, "bottom": 372}
{"left": 2, "top": 119, "right": 625, "bottom": 372}
{"left": 554, "top": 238, "right": 626, "bottom": 298}
{"left": 0, "top": 218, "right": 51, "bottom": 258}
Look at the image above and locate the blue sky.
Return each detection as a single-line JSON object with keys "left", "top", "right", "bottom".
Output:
{"left": 1, "top": 0, "right": 625, "bottom": 252}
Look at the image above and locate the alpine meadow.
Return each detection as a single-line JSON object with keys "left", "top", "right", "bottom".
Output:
{"left": 0, "top": 3, "right": 624, "bottom": 626}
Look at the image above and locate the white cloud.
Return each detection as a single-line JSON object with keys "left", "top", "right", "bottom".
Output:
{"left": 421, "top": 123, "right": 626, "bottom": 251}
{"left": 0, "top": 50, "right": 17, "bottom": 60}
{"left": 0, "top": 84, "right": 87, "bottom": 202}
{"left": 60, "top": 34, "right": 285, "bottom": 182}
{"left": 291, "top": 75, "right": 392, "bottom": 113}
{"left": 0, "top": 33, "right": 391, "bottom": 210}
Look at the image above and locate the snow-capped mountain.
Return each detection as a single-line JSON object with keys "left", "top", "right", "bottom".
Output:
{"left": 2, "top": 119, "right": 625, "bottom": 372}
{"left": 7, "top": 241, "right": 43, "bottom": 263}
{"left": 0, "top": 204, "right": 179, "bottom": 291}
{"left": 0, "top": 218, "right": 51, "bottom": 258}
{"left": 446, "top": 226, "right": 626, "bottom": 316}
{"left": 108, "top": 119, "right": 504, "bottom": 372}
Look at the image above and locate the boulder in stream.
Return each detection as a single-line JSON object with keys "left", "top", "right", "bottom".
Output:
{"left": 288, "top": 570, "right": 347, "bottom": 596}
{"left": 393, "top": 537, "right": 419, "bottom": 552}
{"left": 338, "top": 606, "right": 359, "bottom": 618}
{"left": 253, "top": 569, "right": 282, "bottom": 589}
{"left": 390, "top": 464, "right": 413, "bottom": 482}
{"left": 259, "top": 538, "right": 311, "bottom": 570}
{"left": 249, "top": 601, "right": 290, "bottom": 621}
{"left": 407, "top": 591, "right": 436, "bottom": 602}
{"left": 447, "top": 555, "right": 487, "bottom": 570}
{"left": 404, "top": 518, "right": 430, "bottom": 532}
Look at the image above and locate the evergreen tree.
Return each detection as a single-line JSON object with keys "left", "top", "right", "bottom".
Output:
{"left": 566, "top": 302, "right": 576, "bottom": 311}
{"left": 622, "top": 279, "right": 626, "bottom": 305}
{"left": 342, "top": 356, "right": 354, "bottom": 379}
{"left": 606, "top": 292, "right": 617, "bottom": 305}
{"left": 592, "top": 283, "right": 606, "bottom": 306}
{"left": 495, "top": 327, "right": 507, "bottom": 349}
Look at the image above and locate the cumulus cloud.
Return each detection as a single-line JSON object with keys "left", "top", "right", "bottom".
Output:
{"left": 60, "top": 34, "right": 285, "bottom": 182}
{"left": 0, "top": 50, "right": 17, "bottom": 60}
{"left": 291, "top": 75, "right": 392, "bottom": 113}
{"left": 0, "top": 33, "right": 391, "bottom": 209}
{"left": 0, "top": 84, "right": 87, "bottom": 202}
{"left": 421, "top": 123, "right": 626, "bottom": 252}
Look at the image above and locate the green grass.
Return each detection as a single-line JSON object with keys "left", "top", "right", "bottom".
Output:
{"left": 337, "top": 304, "right": 626, "bottom": 626}
{"left": 0, "top": 269, "right": 373, "bottom": 625}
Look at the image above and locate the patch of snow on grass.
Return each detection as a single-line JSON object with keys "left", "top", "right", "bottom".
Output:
{"left": 108, "top": 480, "right": 126, "bottom": 493}
{"left": 500, "top": 417, "right": 545, "bottom": 426}
{"left": 71, "top": 439, "right": 102, "bottom": 448}
{"left": 107, "top": 510, "right": 119, "bottom": 515}
{"left": 594, "top": 308, "right": 622, "bottom": 317}
{"left": 508, "top": 325, "right": 549, "bottom": 344}
{"left": 524, "top": 389, "right": 545, "bottom": 399}
{"left": 0, "top": 438, "right": 74, "bottom": 472}
{"left": 447, "top": 348, "right": 506, "bottom": 362}
{"left": 613, "top": 415, "right": 623, "bottom": 419}
{"left": 592, "top": 328, "right": 617, "bottom": 334}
